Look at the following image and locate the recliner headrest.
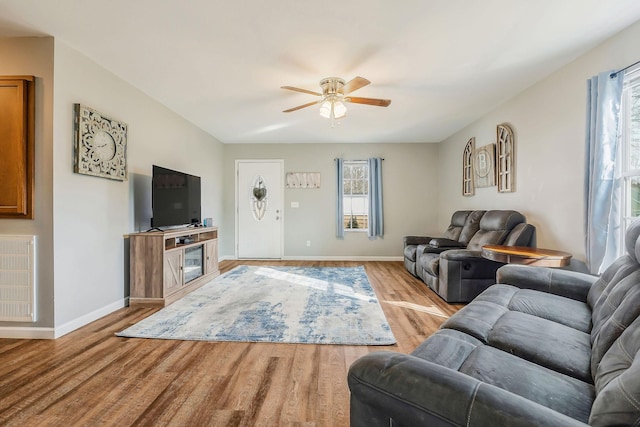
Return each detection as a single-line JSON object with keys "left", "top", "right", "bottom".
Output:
{"left": 451, "top": 211, "right": 472, "bottom": 227}
{"left": 479, "top": 210, "right": 526, "bottom": 231}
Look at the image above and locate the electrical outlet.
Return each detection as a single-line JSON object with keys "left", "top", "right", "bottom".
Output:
{"left": 306, "top": 240, "right": 311, "bottom": 247}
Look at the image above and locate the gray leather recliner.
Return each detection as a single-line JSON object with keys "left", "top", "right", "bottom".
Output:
{"left": 404, "top": 210, "right": 536, "bottom": 303}
{"left": 349, "top": 219, "right": 640, "bottom": 427}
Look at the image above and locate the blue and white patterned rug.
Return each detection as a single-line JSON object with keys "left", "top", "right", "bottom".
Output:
{"left": 117, "top": 265, "right": 396, "bottom": 345}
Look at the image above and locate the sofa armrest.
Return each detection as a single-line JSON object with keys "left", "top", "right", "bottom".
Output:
{"left": 428, "top": 237, "right": 465, "bottom": 249}
{"left": 348, "top": 352, "right": 587, "bottom": 427}
{"left": 439, "top": 249, "right": 484, "bottom": 261}
{"left": 416, "top": 244, "right": 448, "bottom": 255}
{"left": 496, "top": 264, "right": 597, "bottom": 302}
{"left": 403, "top": 235, "right": 433, "bottom": 246}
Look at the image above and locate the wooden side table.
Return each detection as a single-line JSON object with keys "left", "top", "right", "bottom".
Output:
{"left": 481, "top": 245, "right": 572, "bottom": 268}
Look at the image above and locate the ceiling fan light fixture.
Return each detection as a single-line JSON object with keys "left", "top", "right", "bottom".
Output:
{"left": 333, "top": 100, "right": 347, "bottom": 119}
{"left": 319, "top": 96, "right": 347, "bottom": 120}
{"left": 282, "top": 76, "right": 389, "bottom": 119}
{"left": 319, "top": 99, "right": 332, "bottom": 119}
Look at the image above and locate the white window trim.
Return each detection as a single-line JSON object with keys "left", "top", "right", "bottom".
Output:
{"left": 343, "top": 160, "right": 369, "bottom": 233}
{"left": 619, "top": 65, "right": 640, "bottom": 252}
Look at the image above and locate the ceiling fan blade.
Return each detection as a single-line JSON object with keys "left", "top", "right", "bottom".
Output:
{"left": 281, "top": 86, "right": 322, "bottom": 96}
{"left": 344, "top": 96, "right": 391, "bottom": 107}
{"left": 283, "top": 99, "right": 322, "bottom": 113}
{"left": 342, "top": 76, "right": 370, "bottom": 95}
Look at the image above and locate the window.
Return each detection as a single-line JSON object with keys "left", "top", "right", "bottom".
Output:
{"left": 620, "top": 67, "right": 640, "bottom": 243}
{"left": 343, "top": 161, "right": 369, "bottom": 231}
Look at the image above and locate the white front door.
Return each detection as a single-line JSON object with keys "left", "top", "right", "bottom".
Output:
{"left": 236, "top": 160, "right": 283, "bottom": 259}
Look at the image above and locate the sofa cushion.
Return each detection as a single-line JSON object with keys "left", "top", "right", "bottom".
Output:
{"left": 590, "top": 315, "right": 640, "bottom": 426}
{"left": 442, "top": 298, "right": 593, "bottom": 383}
{"left": 457, "top": 210, "right": 485, "bottom": 246}
{"left": 418, "top": 252, "right": 440, "bottom": 276}
{"left": 412, "top": 329, "right": 482, "bottom": 370}
{"left": 587, "top": 219, "right": 640, "bottom": 310}
{"left": 589, "top": 271, "right": 640, "bottom": 378}
{"left": 403, "top": 245, "right": 417, "bottom": 261}
{"left": 466, "top": 210, "right": 525, "bottom": 251}
{"left": 411, "top": 329, "right": 595, "bottom": 424}
{"left": 459, "top": 346, "right": 594, "bottom": 423}
{"left": 475, "top": 284, "right": 591, "bottom": 333}
{"left": 442, "top": 210, "right": 473, "bottom": 241}
{"left": 487, "top": 311, "right": 592, "bottom": 383}
{"left": 440, "top": 300, "right": 509, "bottom": 342}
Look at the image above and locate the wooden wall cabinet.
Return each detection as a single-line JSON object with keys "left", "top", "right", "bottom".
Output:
{"left": 0, "top": 76, "right": 35, "bottom": 219}
{"left": 128, "top": 227, "right": 220, "bottom": 306}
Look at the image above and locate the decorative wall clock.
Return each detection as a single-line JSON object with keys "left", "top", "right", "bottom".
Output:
{"left": 74, "top": 104, "right": 128, "bottom": 181}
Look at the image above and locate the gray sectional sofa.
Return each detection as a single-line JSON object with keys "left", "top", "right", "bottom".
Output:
{"left": 404, "top": 210, "right": 536, "bottom": 302}
{"left": 349, "top": 220, "right": 640, "bottom": 426}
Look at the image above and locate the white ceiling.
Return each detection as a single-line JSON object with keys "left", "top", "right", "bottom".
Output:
{"left": 1, "top": 0, "right": 640, "bottom": 144}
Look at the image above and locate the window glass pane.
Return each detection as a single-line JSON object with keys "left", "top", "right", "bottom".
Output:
{"left": 631, "top": 176, "right": 640, "bottom": 217}
{"left": 632, "top": 85, "right": 640, "bottom": 170}
{"left": 342, "top": 162, "right": 369, "bottom": 231}
{"left": 343, "top": 165, "right": 352, "bottom": 180}
{"left": 343, "top": 179, "right": 351, "bottom": 195}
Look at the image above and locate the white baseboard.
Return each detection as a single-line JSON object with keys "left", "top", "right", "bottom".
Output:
{"left": 53, "top": 298, "right": 129, "bottom": 338}
{"left": 0, "top": 297, "right": 129, "bottom": 339}
{"left": 222, "top": 255, "right": 402, "bottom": 261}
{"left": 282, "top": 256, "right": 403, "bottom": 261}
{"left": 0, "top": 326, "right": 56, "bottom": 339}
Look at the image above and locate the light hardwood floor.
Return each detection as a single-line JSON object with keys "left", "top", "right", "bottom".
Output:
{"left": 0, "top": 261, "right": 462, "bottom": 426}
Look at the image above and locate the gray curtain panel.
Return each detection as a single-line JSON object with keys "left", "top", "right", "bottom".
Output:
{"left": 336, "top": 157, "right": 344, "bottom": 238}
{"left": 368, "top": 157, "right": 384, "bottom": 239}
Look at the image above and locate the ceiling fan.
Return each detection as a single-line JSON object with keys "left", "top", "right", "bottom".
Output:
{"left": 281, "top": 76, "right": 391, "bottom": 120}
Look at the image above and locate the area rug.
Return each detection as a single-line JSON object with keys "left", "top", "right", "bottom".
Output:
{"left": 117, "top": 265, "right": 396, "bottom": 345}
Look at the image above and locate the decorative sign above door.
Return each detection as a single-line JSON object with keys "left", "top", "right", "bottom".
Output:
{"left": 286, "top": 172, "right": 321, "bottom": 189}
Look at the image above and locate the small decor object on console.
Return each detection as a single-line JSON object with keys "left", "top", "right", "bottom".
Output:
{"left": 74, "top": 104, "right": 128, "bottom": 181}
{"left": 473, "top": 143, "right": 496, "bottom": 188}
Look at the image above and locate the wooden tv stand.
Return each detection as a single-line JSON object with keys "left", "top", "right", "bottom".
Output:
{"left": 128, "top": 226, "right": 219, "bottom": 307}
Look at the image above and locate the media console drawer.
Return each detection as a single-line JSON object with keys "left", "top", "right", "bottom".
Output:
{"left": 128, "top": 226, "right": 219, "bottom": 307}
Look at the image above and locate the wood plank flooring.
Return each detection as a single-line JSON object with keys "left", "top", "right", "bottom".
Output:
{"left": 0, "top": 261, "right": 462, "bottom": 426}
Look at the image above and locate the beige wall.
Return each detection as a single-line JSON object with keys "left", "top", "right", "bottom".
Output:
{"left": 51, "top": 41, "right": 225, "bottom": 333}
{"left": 0, "top": 37, "right": 55, "bottom": 329}
{"left": 222, "top": 143, "right": 439, "bottom": 258}
{"left": 437, "top": 19, "right": 640, "bottom": 264}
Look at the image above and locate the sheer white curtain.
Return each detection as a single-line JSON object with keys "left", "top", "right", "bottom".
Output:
{"left": 585, "top": 70, "right": 624, "bottom": 274}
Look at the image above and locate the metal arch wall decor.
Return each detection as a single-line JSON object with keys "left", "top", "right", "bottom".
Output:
{"left": 250, "top": 175, "right": 268, "bottom": 221}
{"left": 74, "top": 104, "right": 128, "bottom": 181}
{"left": 462, "top": 137, "right": 475, "bottom": 196}
{"left": 496, "top": 123, "right": 516, "bottom": 193}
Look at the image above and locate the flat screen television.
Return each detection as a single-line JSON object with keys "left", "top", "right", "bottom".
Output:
{"left": 151, "top": 165, "right": 201, "bottom": 228}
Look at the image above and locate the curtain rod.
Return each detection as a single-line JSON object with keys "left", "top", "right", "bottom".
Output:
{"left": 334, "top": 158, "right": 385, "bottom": 160}
{"left": 610, "top": 59, "right": 640, "bottom": 78}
